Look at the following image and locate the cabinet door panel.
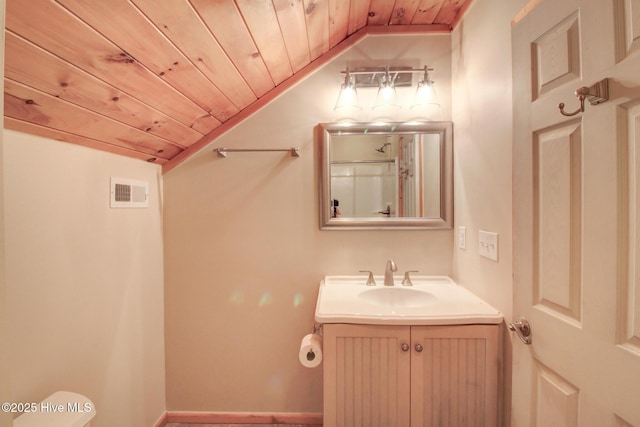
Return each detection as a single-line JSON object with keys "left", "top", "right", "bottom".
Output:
{"left": 324, "top": 324, "right": 411, "bottom": 427}
{"left": 411, "top": 325, "right": 500, "bottom": 427}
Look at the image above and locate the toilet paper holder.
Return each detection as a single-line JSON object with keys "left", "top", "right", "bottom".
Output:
{"left": 312, "top": 322, "right": 322, "bottom": 335}
{"left": 306, "top": 323, "right": 322, "bottom": 361}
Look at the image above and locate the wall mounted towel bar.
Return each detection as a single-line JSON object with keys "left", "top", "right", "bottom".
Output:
{"left": 214, "top": 147, "right": 300, "bottom": 158}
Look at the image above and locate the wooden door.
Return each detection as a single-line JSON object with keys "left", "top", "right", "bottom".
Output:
{"left": 322, "top": 324, "right": 411, "bottom": 427}
{"left": 410, "top": 325, "right": 500, "bottom": 427}
{"left": 512, "top": 0, "right": 640, "bottom": 425}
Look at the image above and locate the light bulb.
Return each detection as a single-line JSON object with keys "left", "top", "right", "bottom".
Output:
{"left": 373, "top": 69, "right": 400, "bottom": 110}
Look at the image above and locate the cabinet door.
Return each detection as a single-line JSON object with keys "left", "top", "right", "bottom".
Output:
{"left": 410, "top": 325, "right": 500, "bottom": 427}
{"left": 323, "top": 324, "right": 411, "bottom": 427}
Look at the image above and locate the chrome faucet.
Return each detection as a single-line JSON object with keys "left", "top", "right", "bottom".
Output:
{"left": 384, "top": 259, "right": 398, "bottom": 286}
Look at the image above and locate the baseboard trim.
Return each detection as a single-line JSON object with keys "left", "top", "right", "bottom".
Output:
{"left": 163, "top": 411, "right": 323, "bottom": 425}
{"left": 153, "top": 411, "right": 168, "bottom": 427}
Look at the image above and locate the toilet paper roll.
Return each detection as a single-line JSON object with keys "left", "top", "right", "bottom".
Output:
{"left": 299, "top": 333, "right": 323, "bottom": 368}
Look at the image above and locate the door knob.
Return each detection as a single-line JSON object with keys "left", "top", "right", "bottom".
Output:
{"left": 415, "top": 343, "right": 423, "bottom": 352}
{"left": 508, "top": 316, "right": 532, "bottom": 345}
{"left": 401, "top": 343, "right": 410, "bottom": 352}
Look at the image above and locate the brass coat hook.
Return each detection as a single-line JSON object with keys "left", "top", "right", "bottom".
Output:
{"left": 558, "top": 78, "right": 609, "bottom": 116}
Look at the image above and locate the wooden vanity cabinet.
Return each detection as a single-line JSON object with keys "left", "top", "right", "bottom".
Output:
{"left": 323, "top": 323, "right": 500, "bottom": 427}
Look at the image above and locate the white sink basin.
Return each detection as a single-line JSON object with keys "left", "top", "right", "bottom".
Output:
{"left": 358, "top": 287, "right": 437, "bottom": 308}
{"left": 315, "top": 275, "right": 503, "bottom": 325}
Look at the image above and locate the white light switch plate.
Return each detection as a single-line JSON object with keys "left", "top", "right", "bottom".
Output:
{"left": 458, "top": 226, "right": 466, "bottom": 250}
{"left": 478, "top": 230, "right": 498, "bottom": 261}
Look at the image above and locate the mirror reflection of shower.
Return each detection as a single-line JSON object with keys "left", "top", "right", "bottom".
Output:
{"left": 330, "top": 133, "right": 399, "bottom": 218}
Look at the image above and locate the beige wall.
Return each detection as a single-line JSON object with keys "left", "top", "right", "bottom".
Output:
{"left": 451, "top": 0, "right": 528, "bottom": 325}
{"left": 3, "top": 130, "right": 166, "bottom": 426}
{"left": 0, "top": 1, "right": 10, "bottom": 426}
{"left": 0, "top": 141, "right": 9, "bottom": 427}
{"left": 163, "top": 34, "right": 452, "bottom": 412}
{"left": 451, "top": 1, "right": 528, "bottom": 425}
{"left": 0, "top": 125, "right": 10, "bottom": 427}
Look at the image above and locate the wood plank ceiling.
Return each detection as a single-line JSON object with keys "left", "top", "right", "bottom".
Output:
{"left": 4, "top": 0, "right": 471, "bottom": 172}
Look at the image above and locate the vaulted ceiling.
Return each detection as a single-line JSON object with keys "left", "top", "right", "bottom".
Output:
{"left": 4, "top": 0, "right": 471, "bottom": 172}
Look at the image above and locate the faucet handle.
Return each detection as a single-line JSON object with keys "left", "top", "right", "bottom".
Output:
{"left": 402, "top": 270, "right": 418, "bottom": 286}
{"left": 359, "top": 270, "right": 376, "bottom": 286}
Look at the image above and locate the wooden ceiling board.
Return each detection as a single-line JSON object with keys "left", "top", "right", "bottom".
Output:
{"left": 129, "top": 0, "right": 248, "bottom": 117}
{"left": 6, "top": 0, "right": 217, "bottom": 131}
{"left": 5, "top": 79, "right": 182, "bottom": 159}
{"left": 273, "top": 0, "right": 312, "bottom": 73}
{"left": 57, "top": 0, "right": 244, "bottom": 121}
{"left": 412, "top": 0, "right": 446, "bottom": 24}
{"left": 190, "top": 0, "right": 274, "bottom": 98}
{"left": 367, "top": 0, "right": 397, "bottom": 25}
{"left": 434, "top": 0, "right": 466, "bottom": 24}
{"left": 328, "top": 0, "right": 351, "bottom": 49}
{"left": 390, "top": 0, "right": 422, "bottom": 25}
{"left": 348, "top": 0, "right": 372, "bottom": 35}
{"left": 235, "top": 0, "right": 294, "bottom": 86}
{"left": 3, "top": 0, "right": 473, "bottom": 169}
{"left": 304, "top": 0, "right": 331, "bottom": 61}
{"left": 5, "top": 32, "right": 203, "bottom": 147}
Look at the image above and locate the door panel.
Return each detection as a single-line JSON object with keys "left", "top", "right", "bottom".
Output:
{"left": 533, "top": 120, "right": 582, "bottom": 324}
{"left": 621, "top": 102, "right": 640, "bottom": 352}
{"left": 512, "top": 0, "right": 640, "bottom": 425}
{"left": 534, "top": 364, "right": 579, "bottom": 427}
{"left": 531, "top": 11, "right": 581, "bottom": 100}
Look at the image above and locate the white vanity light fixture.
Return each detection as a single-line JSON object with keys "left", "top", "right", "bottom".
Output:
{"left": 411, "top": 66, "right": 440, "bottom": 110}
{"left": 372, "top": 66, "right": 400, "bottom": 110}
{"left": 334, "top": 65, "right": 439, "bottom": 114}
{"left": 410, "top": 66, "right": 442, "bottom": 121}
{"left": 334, "top": 67, "right": 361, "bottom": 111}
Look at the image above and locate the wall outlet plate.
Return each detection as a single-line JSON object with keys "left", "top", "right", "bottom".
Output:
{"left": 478, "top": 230, "right": 498, "bottom": 261}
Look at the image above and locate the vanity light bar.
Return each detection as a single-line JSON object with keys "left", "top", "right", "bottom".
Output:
{"left": 339, "top": 66, "right": 434, "bottom": 87}
{"left": 214, "top": 147, "right": 301, "bottom": 158}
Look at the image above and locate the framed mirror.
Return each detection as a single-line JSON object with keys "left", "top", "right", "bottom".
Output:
{"left": 318, "top": 121, "right": 453, "bottom": 230}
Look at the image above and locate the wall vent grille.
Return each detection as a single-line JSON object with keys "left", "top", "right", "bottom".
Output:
{"left": 110, "top": 177, "right": 148, "bottom": 208}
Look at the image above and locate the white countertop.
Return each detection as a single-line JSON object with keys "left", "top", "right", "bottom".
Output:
{"left": 315, "top": 275, "right": 503, "bottom": 325}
